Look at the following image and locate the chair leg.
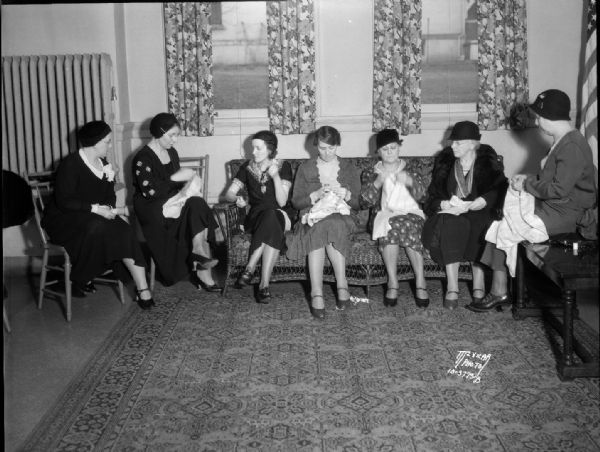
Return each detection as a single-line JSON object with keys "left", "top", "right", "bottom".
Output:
{"left": 38, "top": 248, "right": 49, "bottom": 310}
{"left": 117, "top": 280, "right": 125, "bottom": 305}
{"left": 3, "top": 303, "right": 11, "bottom": 333}
{"left": 150, "top": 258, "right": 156, "bottom": 292}
{"left": 64, "top": 252, "right": 72, "bottom": 322}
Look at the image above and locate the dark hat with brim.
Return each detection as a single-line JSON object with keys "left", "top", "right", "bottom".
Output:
{"left": 448, "top": 121, "right": 481, "bottom": 141}
{"left": 78, "top": 120, "right": 111, "bottom": 147}
{"left": 376, "top": 129, "right": 403, "bottom": 150}
{"left": 529, "top": 89, "right": 571, "bottom": 121}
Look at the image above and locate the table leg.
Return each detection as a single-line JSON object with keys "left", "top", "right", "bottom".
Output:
{"left": 562, "top": 289, "right": 575, "bottom": 368}
{"left": 513, "top": 248, "right": 527, "bottom": 319}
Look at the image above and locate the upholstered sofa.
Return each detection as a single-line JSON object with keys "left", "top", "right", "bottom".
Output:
{"left": 215, "top": 157, "right": 475, "bottom": 297}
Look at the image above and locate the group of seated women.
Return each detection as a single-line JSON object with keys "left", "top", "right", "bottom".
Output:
{"left": 43, "top": 88, "right": 596, "bottom": 316}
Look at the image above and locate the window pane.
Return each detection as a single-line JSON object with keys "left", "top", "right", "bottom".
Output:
{"left": 421, "top": 0, "right": 478, "bottom": 104}
{"left": 211, "top": 2, "right": 268, "bottom": 110}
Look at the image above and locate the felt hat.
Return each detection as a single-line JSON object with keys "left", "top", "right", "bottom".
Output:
{"left": 149, "top": 113, "right": 179, "bottom": 138}
{"left": 529, "top": 89, "right": 571, "bottom": 121}
{"left": 376, "top": 129, "right": 403, "bottom": 150}
{"left": 78, "top": 120, "right": 111, "bottom": 147}
{"left": 448, "top": 121, "right": 481, "bottom": 141}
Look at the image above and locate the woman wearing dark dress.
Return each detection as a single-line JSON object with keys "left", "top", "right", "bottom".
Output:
{"left": 132, "top": 113, "right": 220, "bottom": 291}
{"left": 42, "top": 120, "right": 154, "bottom": 309}
{"left": 421, "top": 121, "right": 508, "bottom": 310}
{"left": 287, "top": 125, "right": 362, "bottom": 319}
{"left": 224, "top": 130, "right": 295, "bottom": 303}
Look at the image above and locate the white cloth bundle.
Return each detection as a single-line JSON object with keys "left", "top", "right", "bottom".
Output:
{"left": 372, "top": 170, "right": 424, "bottom": 240}
{"left": 301, "top": 191, "right": 351, "bottom": 226}
{"left": 485, "top": 187, "right": 549, "bottom": 277}
{"left": 163, "top": 170, "right": 203, "bottom": 219}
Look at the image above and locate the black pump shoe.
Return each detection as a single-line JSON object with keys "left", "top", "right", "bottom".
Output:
{"left": 256, "top": 286, "right": 271, "bottom": 304}
{"left": 193, "top": 275, "right": 222, "bottom": 293}
{"left": 384, "top": 287, "right": 398, "bottom": 307}
{"left": 415, "top": 287, "right": 430, "bottom": 308}
{"left": 310, "top": 295, "right": 325, "bottom": 319}
{"left": 135, "top": 288, "right": 153, "bottom": 310}
{"left": 336, "top": 287, "right": 350, "bottom": 311}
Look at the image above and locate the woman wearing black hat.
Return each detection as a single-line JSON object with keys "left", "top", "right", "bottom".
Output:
{"left": 421, "top": 121, "right": 508, "bottom": 310}
{"left": 286, "top": 125, "right": 362, "bottom": 319}
{"left": 42, "top": 120, "right": 154, "bottom": 309}
{"left": 360, "top": 129, "right": 430, "bottom": 308}
{"left": 468, "top": 90, "right": 597, "bottom": 312}
{"left": 131, "top": 113, "right": 220, "bottom": 291}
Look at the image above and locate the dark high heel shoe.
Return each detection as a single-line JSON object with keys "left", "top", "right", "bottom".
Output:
{"left": 193, "top": 274, "right": 222, "bottom": 293}
{"left": 256, "top": 286, "right": 271, "bottom": 304}
{"left": 415, "top": 286, "right": 430, "bottom": 308}
{"left": 336, "top": 287, "right": 350, "bottom": 311}
{"left": 443, "top": 290, "right": 459, "bottom": 310}
{"left": 235, "top": 269, "right": 253, "bottom": 288}
{"left": 135, "top": 288, "right": 153, "bottom": 310}
{"left": 189, "top": 252, "right": 219, "bottom": 271}
{"left": 310, "top": 295, "right": 325, "bottom": 319}
{"left": 384, "top": 287, "right": 398, "bottom": 307}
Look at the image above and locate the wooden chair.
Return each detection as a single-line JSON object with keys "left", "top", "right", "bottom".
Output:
{"left": 24, "top": 172, "right": 125, "bottom": 322}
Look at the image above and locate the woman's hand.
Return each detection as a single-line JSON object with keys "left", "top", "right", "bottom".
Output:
{"left": 467, "top": 197, "right": 486, "bottom": 211}
{"left": 311, "top": 186, "right": 331, "bottom": 202}
{"left": 394, "top": 171, "right": 412, "bottom": 187}
{"left": 236, "top": 196, "right": 248, "bottom": 208}
{"left": 95, "top": 205, "right": 116, "bottom": 220}
{"left": 332, "top": 186, "right": 350, "bottom": 201}
{"left": 267, "top": 162, "right": 280, "bottom": 179}
{"left": 511, "top": 174, "right": 527, "bottom": 191}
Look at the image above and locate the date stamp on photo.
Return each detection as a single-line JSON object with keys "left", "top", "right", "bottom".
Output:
{"left": 447, "top": 350, "right": 491, "bottom": 384}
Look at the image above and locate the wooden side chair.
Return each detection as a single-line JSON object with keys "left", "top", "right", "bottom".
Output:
{"left": 25, "top": 172, "right": 125, "bottom": 322}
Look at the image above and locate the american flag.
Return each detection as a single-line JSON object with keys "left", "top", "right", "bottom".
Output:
{"left": 581, "top": 0, "right": 597, "bottom": 162}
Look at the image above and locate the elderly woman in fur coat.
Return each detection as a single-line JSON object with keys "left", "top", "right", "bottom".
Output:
{"left": 421, "top": 121, "right": 508, "bottom": 310}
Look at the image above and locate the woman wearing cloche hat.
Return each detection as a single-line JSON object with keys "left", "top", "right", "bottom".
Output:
{"left": 421, "top": 121, "right": 508, "bottom": 310}
{"left": 360, "top": 129, "right": 430, "bottom": 308}
{"left": 469, "top": 89, "right": 597, "bottom": 312}
{"left": 42, "top": 120, "right": 155, "bottom": 309}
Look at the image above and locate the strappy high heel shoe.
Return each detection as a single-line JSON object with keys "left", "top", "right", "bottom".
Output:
{"left": 189, "top": 252, "right": 219, "bottom": 271}
{"left": 135, "top": 288, "right": 154, "bottom": 310}
{"left": 336, "top": 287, "right": 350, "bottom": 311}
{"left": 310, "top": 295, "right": 325, "bottom": 319}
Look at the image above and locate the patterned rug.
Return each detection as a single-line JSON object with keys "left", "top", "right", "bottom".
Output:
{"left": 21, "top": 281, "right": 600, "bottom": 451}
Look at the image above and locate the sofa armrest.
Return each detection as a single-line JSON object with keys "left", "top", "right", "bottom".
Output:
{"left": 212, "top": 202, "right": 245, "bottom": 243}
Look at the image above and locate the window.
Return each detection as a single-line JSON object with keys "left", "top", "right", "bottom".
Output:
{"left": 421, "top": 0, "right": 478, "bottom": 105}
{"left": 210, "top": 2, "right": 268, "bottom": 111}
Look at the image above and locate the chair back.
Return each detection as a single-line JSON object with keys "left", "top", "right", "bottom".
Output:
{"left": 23, "top": 171, "right": 55, "bottom": 246}
{"left": 179, "top": 155, "right": 209, "bottom": 198}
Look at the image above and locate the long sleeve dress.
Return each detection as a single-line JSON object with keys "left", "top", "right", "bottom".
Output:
{"left": 132, "top": 146, "right": 218, "bottom": 286}
{"left": 421, "top": 145, "right": 508, "bottom": 266}
{"left": 523, "top": 130, "right": 597, "bottom": 236}
{"left": 286, "top": 157, "right": 361, "bottom": 261}
{"left": 231, "top": 160, "right": 295, "bottom": 254}
{"left": 42, "top": 151, "right": 145, "bottom": 285}
{"left": 360, "top": 160, "right": 427, "bottom": 253}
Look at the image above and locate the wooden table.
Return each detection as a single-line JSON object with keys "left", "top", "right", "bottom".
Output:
{"left": 514, "top": 241, "right": 599, "bottom": 380}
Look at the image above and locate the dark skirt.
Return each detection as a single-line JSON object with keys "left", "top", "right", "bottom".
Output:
{"left": 245, "top": 207, "right": 287, "bottom": 254}
{"left": 421, "top": 210, "right": 492, "bottom": 266}
{"left": 135, "top": 195, "right": 218, "bottom": 286}
{"left": 42, "top": 211, "right": 145, "bottom": 285}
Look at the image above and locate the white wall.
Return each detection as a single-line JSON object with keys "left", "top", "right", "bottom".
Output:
{"left": 1, "top": 0, "right": 590, "bottom": 256}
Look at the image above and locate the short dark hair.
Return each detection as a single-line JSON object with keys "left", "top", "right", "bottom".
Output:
{"left": 252, "top": 130, "right": 278, "bottom": 158}
{"left": 313, "top": 125, "right": 341, "bottom": 147}
{"left": 149, "top": 113, "right": 180, "bottom": 139}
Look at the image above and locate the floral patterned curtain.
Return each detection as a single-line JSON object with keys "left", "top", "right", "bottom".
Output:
{"left": 266, "top": 0, "right": 316, "bottom": 135}
{"left": 163, "top": 3, "right": 214, "bottom": 136}
{"left": 372, "top": 0, "right": 422, "bottom": 134}
{"left": 477, "top": 0, "right": 528, "bottom": 130}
